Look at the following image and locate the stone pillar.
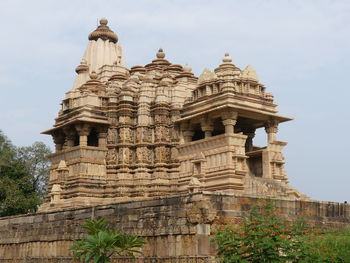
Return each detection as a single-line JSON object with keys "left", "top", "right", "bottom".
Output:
{"left": 75, "top": 123, "right": 90, "bottom": 147}
{"left": 200, "top": 116, "right": 213, "bottom": 138}
{"left": 63, "top": 127, "right": 75, "bottom": 148}
{"left": 264, "top": 119, "right": 279, "bottom": 144}
{"left": 181, "top": 121, "right": 194, "bottom": 143}
{"left": 98, "top": 133, "right": 107, "bottom": 148}
{"left": 97, "top": 127, "right": 108, "bottom": 148}
{"left": 183, "top": 130, "right": 194, "bottom": 142}
{"left": 222, "top": 111, "right": 238, "bottom": 134}
{"left": 52, "top": 132, "right": 65, "bottom": 152}
{"left": 243, "top": 128, "right": 256, "bottom": 152}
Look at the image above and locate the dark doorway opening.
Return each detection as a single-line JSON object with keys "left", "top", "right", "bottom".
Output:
{"left": 87, "top": 129, "right": 99, "bottom": 147}
{"left": 212, "top": 118, "right": 225, "bottom": 136}
{"left": 192, "top": 123, "right": 205, "bottom": 141}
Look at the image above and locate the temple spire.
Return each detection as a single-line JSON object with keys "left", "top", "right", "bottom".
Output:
{"left": 71, "top": 18, "right": 126, "bottom": 90}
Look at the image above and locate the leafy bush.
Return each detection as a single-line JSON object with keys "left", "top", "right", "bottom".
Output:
{"left": 301, "top": 229, "right": 350, "bottom": 263}
{"left": 70, "top": 218, "right": 146, "bottom": 263}
{"left": 213, "top": 201, "right": 313, "bottom": 263}
{"left": 213, "top": 201, "right": 350, "bottom": 263}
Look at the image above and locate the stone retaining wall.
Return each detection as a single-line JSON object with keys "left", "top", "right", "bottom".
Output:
{"left": 0, "top": 193, "right": 349, "bottom": 262}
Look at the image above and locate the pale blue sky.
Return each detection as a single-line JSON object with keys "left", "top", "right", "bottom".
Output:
{"left": 0, "top": 0, "right": 349, "bottom": 202}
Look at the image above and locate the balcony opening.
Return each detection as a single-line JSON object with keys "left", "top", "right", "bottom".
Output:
{"left": 192, "top": 123, "right": 204, "bottom": 141}
{"left": 212, "top": 118, "right": 225, "bottom": 136}
{"left": 73, "top": 134, "right": 79, "bottom": 146}
{"left": 87, "top": 128, "right": 99, "bottom": 147}
{"left": 247, "top": 152, "right": 263, "bottom": 178}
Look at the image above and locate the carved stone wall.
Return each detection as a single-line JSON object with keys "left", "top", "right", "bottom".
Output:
{"left": 177, "top": 134, "right": 248, "bottom": 193}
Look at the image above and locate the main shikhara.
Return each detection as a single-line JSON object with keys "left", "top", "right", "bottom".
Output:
{"left": 39, "top": 18, "right": 307, "bottom": 212}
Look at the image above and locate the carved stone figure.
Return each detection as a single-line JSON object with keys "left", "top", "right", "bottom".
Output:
{"left": 106, "top": 148, "right": 117, "bottom": 164}
{"left": 107, "top": 128, "right": 117, "bottom": 144}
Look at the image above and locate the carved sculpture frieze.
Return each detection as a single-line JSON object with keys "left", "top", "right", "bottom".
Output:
{"left": 106, "top": 148, "right": 118, "bottom": 164}
{"left": 107, "top": 128, "right": 118, "bottom": 144}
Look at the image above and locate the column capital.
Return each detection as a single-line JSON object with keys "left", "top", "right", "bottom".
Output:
{"left": 222, "top": 111, "right": 238, "bottom": 121}
{"left": 201, "top": 125, "right": 214, "bottom": 132}
{"left": 265, "top": 119, "right": 279, "bottom": 143}
{"left": 97, "top": 126, "right": 108, "bottom": 134}
{"left": 264, "top": 119, "right": 279, "bottom": 134}
{"left": 62, "top": 126, "right": 76, "bottom": 147}
{"left": 200, "top": 116, "right": 213, "bottom": 133}
{"left": 52, "top": 132, "right": 65, "bottom": 144}
{"left": 221, "top": 111, "right": 238, "bottom": 134}
{"left": 62, "top": 126, "right": 75, "bottom": 137}
{"left": 183, "top": 130, "right": 195, "bottom": 137}
{"left": 75, "top": 123, "right": 91, "bottom": 136}
{"left": 222, "top": 119, "right": 237, "bottom": 126}
{"left": 98, "top": 132, "right": 108, "bottom": 138}
{"left": 52, "top": 132, "right": 65, "bottom": 152}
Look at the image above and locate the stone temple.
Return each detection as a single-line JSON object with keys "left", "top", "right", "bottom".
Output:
{"left": 0, "top": 19, "right": 349, "bottom": 262}
{"left": 39, "top": 18, "right": 307, "bottom": 212}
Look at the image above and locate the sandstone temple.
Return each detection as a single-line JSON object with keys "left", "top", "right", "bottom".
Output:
{"left": 0, "top": 19, "right": 348, "bottom": 262}
{"left": 39, "top": 18, "right": 307, "bottom": 212}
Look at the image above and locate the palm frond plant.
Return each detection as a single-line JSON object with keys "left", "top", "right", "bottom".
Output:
{"left": 70, "top": 218, "right": 146, "bottom": 263}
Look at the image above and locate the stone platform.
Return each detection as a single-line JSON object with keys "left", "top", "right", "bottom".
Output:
{"left": 0, "top": 193, "right": 349, "bottom": 262}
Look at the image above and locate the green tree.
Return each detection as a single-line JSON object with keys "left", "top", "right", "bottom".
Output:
{"left": 0, "top": 130, "right": 51, "bottom": 216}
{"left": 17, "top": 141, "right": 51, "bottom": 199}
{"left": 0, "top": 130, "right": 15, "bottom": 170}
{"left": 213, "top": 201, "right": 311, "bottom": 263}
{"left": 70, "top": 218, "right": 146, "bottom": 263}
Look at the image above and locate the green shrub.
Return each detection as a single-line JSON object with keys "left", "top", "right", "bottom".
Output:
{"left": 213, "top": 201, "right": 350, "bottom": 263}
{"left": 70, "top": 218, "right": 146, "bottom": 263}
{"left": 213, "top": 201, "right": 313, "bottom": 263}
{"left": 301, "top": 229, "right": 350, "bottom": 263}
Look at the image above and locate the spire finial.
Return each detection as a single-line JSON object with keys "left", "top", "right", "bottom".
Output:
{"left": 183, "top": 64, "right": 192, "bottom": 72}
{"left": 100, "top": 18, "right": 108, "bottom": 25}
{"left": 223, "top": 52, "right": 232, "bottom": 63}
{"left": 88, "top": 18, "right": 118, "bottom": 43}
{"left": 157, "top": 48, "right": 165, "bottom": 59}
{"left": 90, "top": 71, "right": 98, "bottom": 80}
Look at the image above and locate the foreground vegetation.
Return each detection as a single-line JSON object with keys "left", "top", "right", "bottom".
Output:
{"left": 70, "top": 218, "right": 145, "bottom": 263}
{"left": 213, "top": 201, "right": 350, "bottom": 263}
{"left": 0, "top": 130, "right": 51, "bottom": 216}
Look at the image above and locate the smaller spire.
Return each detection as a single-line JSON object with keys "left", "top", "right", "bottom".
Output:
{"left": 241, "top": 65, "right": 259, "bottom": 82}
{"left": 57, "top": 160, "right": 68, "bottom": 170}
{"left": 75, "top": 59, "right": 89, "bottom": 74}
{"left": 198, "top": 68, "right": 217, "bottom": 84}
{"left": 214, "top": 52, "right": 240, "bottom": 76}
{"left": 79, "top": 70, "right": 105, "bottom": 93}
{"left": 145, "top": 48, "right": 170, "bottom": 69}
{"left": 156, "top": 48, "right": 165, "bottom": 59}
